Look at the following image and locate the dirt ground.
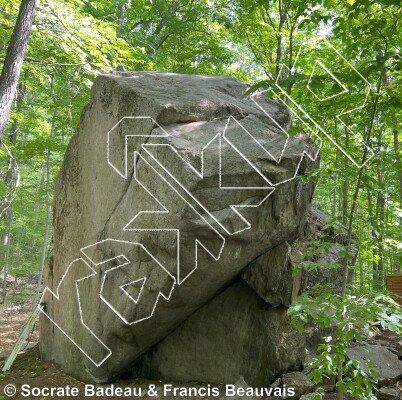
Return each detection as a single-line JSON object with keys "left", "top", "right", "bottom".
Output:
{"left": 0, "top": 346, "right": 86, "bottom": 400}
{"left": 0, "top": 305, "right": 38, "bottom": 356}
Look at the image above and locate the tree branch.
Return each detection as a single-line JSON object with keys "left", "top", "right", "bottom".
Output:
{"left": 129, "top": 19, "right": 153, "bottom": 32}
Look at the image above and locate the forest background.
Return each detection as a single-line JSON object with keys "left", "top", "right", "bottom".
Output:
{"left": 0, "top": 0, "right": 401, "bottom": 305}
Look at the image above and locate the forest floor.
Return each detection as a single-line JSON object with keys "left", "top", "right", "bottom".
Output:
{"left": 0, "top": 345, "right": 357, "bottom": 400}
{"left": 0, "top": 280, "right": 397, "bottom": 400}
{"left": 0, "top": 303, "right": 355, "bottom": 400}
{"left": 0, "top": 277, "right": 39, "bottom": 357}
{"left": 0, "top": 306, "right": 38, "bottom": 356}
{"left": 0, "top": 345, "right": 229, "bottom": 400}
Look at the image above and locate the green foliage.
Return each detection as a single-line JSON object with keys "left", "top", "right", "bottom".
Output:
{"left": 239, "top": 0, "right": 402, "bottom": 291}
{"left": 292, "top": 239, "right": 345, "bottom": 278}
{"left": 289, "top": 290, "right": 402, "bottom": 399}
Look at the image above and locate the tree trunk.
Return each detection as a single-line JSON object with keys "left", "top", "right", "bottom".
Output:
{"left": 341, "top": 73, "right": 383, "bottom": 296}
{"left": 30, "top": 163, "right": 46, "bottom": 249}
{"left": 275, "top": 0, "right": 286, "bottom": 80}
{"left": 0, "top": 0, "right": 37, "bottom": 141}
{"left": 367, "top": 190, "right": 378, "bottom": 290}
{"left": 393, "top": 123, "right": 402, "bottom": 200}
{"left": 0, "top": 82, "right": 24, "bottom": 243}
{"left": 341, "top": 128, "right": 349, "bottom": 226}
{"left": 1, "top": 208, "right": 13, "bottom": 304}
{"left": 117, "top": 0, "right": 131, "bottom": 38}
{"left": 32, "top": 75, "right": 56, "bottom": 308}
{"left": 0, "top": 83, "right": 24, "bottom": 303}
{"left": 375, "top": 160, "right": 385, "bottom": 291}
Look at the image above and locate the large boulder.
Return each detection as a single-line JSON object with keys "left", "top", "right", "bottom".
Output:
{"left": 39, "top": 72, "right": 319, "bottom": 383}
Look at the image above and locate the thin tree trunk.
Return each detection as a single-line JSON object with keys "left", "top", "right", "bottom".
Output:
{"left": 393, "top": 123, "right": 402, "bottom": 200}
{"left": 375, "top": 135, "right": 385, "bottom": 291}
{"left": 32, "top": 75, "right": 56, "bottom": 308}
{"left": 342, "top": 128, "right": 349, "bottom": 226}
{"left": 332, "top": 122, "right": 339, "bottom": 218}
{"left": 341, "top": 73, "right": 383, "bottom": 296}
{"left": 0, "top": 0, "right": 37, "bottom": 141}
{"left": 32, "top": 170, "right": 51, "bottom": 309}
{"left": 367, "top": 190, "right": 378, "bottom": 289}
{"left": 1, "top": 208, "right": 12, "bottom": 304}
{"left": 275, "top": 0, "right": 286, "bottom": 80}
{"left": 117, "top": 0, "right": 131, "bottom": 37}
{"left": 30, "top": 164, "right": 46, "bottom": 249}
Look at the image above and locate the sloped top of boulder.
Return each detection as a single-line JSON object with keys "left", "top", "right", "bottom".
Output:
{"left": 98, "top": 71, "right": 292, "bottom": 130}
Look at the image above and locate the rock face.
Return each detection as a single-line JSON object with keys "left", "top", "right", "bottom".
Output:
{"left": 39, "top": 72, "right": 319, "bottom": 383}
{"left": 242, "top": 241, "right": 295, "bottom": 307}
{"left": 138, "top": 282, "right": 305, "bottom": 386}
{"left": 300, "top": 206, "right": 355, "bottom": 294}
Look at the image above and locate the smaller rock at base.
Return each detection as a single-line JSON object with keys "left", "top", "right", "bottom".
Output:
{"left": 377, "top": 387, "right": 401, "bottom": 400}
{"left": 0, "top": 274, "right": 16, "bottom": 283}
{"left": 222, "top": 377, "right": 260, "bottom": 400}
{"left": 300, "top": 393, "right": 322, "bottom": 400}
{"left": 396, "top": 341, "right": 402, "bottom": 358}
{"left": 318, "top": 374, "right": 336, "bottom": 392}
{"left": 301, "top": 365, "right": 312, "bottom": 375}
{"left": 0, "top": 350, "right": 10, "bottom": 361}
{"left": 282, "top": 371, "right": 315, "bottom": 399}
{"left": 268, "top": 378, "right": 281, "bottom": 389}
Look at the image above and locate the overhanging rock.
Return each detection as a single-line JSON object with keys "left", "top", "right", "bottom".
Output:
{"left": 137, "top": 282, "right": 305, "bottom": 386}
